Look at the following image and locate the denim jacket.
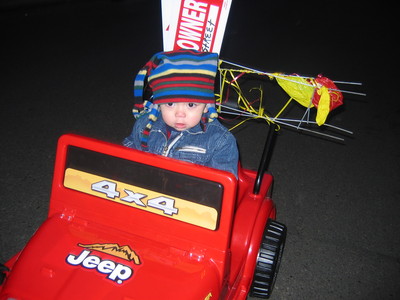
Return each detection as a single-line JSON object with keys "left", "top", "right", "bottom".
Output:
{"left": 123, "top": 115, "right": 239, "bottom": 178}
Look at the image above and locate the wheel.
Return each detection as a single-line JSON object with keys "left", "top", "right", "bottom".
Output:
{"left": 0, "top": 263, "right": 9, "bottom": 285}
{"left": 249, "top": 219, "right": 287, "bottom": 299}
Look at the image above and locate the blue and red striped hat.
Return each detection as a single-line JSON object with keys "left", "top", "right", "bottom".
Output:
{"left": 133, "top": 49, "right": 219, "bottom": 113}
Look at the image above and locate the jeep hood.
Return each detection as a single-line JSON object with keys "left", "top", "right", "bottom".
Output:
{"left": 1, "top": 215, "right": 222, "bottom": 300}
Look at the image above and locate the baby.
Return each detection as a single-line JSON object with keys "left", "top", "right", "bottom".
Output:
{"left": 123, "top": 49, "right": 239, "bottom": 178}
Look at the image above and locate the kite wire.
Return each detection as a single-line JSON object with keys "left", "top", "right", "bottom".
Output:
{"left": 217, "top": 103, "right": 352, "bottom": 141}
{"left": 220, "top": 60, "right": 366, "bottom": 96}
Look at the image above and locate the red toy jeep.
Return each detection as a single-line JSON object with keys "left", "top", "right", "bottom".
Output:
{"left": 0, "top": 131, "right": 286, "bottom": 299}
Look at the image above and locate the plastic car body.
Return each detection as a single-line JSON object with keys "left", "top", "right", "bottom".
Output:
{"left": 0, "top": 133, "right": 286, "bottom": 299}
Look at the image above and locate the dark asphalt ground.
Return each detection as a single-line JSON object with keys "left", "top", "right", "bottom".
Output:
{"left": 1, "top": 1, "right": 399, "bottom": 299}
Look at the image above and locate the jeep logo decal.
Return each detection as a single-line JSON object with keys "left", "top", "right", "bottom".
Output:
{"left": 66, "top": 243, "right": 140, "bottom": 284}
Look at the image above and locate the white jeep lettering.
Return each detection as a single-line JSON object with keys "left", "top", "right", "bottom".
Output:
{"left": 97, "top": 260, "right": 116, "bottom": 274}
{"left": 66, "top": 250, "right": 133, "bottom": 284}
{"left": 108, "top": 264, "right": 133, "bottom": 282}
{"left": 82, "top": 254, "right": 100, "bottom": 268}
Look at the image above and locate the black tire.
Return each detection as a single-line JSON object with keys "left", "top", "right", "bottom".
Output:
{"left": 0, "top": 263, "right": 9, "bottom": 285}
{"left": 249, "top": 219, "right": 287, "bottom": 299}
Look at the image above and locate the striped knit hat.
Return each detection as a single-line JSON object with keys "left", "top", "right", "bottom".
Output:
{"left": 132, "top": 49, "right": 219, "bottom": 118}
{"left": 132, "top": 49, "right": 219, "bottom": 149}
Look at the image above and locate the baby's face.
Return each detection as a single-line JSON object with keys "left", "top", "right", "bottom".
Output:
{"left": 160, "top": 102, "right": 208, "bottom": 131}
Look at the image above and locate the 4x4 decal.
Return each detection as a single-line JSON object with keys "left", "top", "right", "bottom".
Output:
{"left": 91, "top": 179, "right": 179, "bottom": 216}
{"left": 64, "top": 168, "right": 218, "bottom": 230}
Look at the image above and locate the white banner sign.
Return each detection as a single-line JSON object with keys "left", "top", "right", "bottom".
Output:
{"left": 161, "top": 0, "right": 232, "bottom": 53}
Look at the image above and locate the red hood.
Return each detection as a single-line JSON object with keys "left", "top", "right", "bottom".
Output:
{"left": 1, "top": 215, "right": 223, "bottom": 300}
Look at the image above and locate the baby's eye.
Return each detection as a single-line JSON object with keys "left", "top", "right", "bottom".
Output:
{"left": 187, "top": 103, "right": 197, "bottom": 108}
{"left": 165, "top": 103, "right": 174, "bottom": 107}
